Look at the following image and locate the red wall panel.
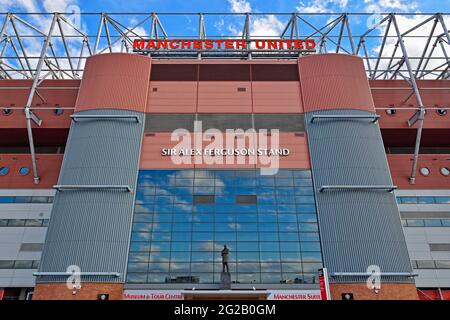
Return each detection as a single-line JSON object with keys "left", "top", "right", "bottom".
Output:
{"left": 147, "top": 81, "right": 197, "bottom": 113}
{"left": 388, "top": 154, "right": 450, "bottom": 189}
{"left": 75, "top": 53, "right": 151, "bottom": 112}
{"left": 197, "top": 81, "right": 252, "bottom": 113}
{"left": 371, "top": 80, "right": 450, "bottom": 129}
{"left": 252, "top": 81, "right": 303, "bottom": 113}
{"left": 298, "top": 54, "right": 375, "bottom": 113}
{"left": 0, "top": 79, "right": 78, "bottom": 129}
{"left": 0, "top": 154, "right": 63, "bottom": 188}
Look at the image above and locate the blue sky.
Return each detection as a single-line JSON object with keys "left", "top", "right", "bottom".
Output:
{"left": 1, "top": 0, "right": 448, "bottom": 14}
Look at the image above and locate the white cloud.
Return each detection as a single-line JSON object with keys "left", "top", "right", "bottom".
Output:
{"left": 365, "top": 0, "right": 418, "bottom": 12}
{"left": 366, "top": 0, "right": 418, "bottom": 14}
{"left": 43, "top": 0, "right": 77, "bottom": 13}
{"left": 213, "top": 18, "right": 225, "bottom": 33}
{"left": 296, "top": 0, "right": 348, "bottom": 13}
{"left": 251, "top": 15, "right": 285, "bottom": 37}
{"left": 228, "top": 0, "right": 251, "bottom": 13}
{"left": 225, "top": 0, "right": 286, "bottom": 38}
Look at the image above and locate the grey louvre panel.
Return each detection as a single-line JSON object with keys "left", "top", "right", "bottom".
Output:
{"left": 254, "top": 114, "right": 305, "bottom": 132}
{"left": 400, "top": 211, "right": 450, "bottom": 219}
{"left": 197, "top": 114, "right": 253, "bottom": 131}
{"left": 193, "top": 195, "right": 215, "bottom": 204}
{"left": 304, "top": 109, "right": 413, "bottom": 283}
{"left": 37, "top": 109, "right": 145, "bottom": 283}
{"left": 145, "top": 114, "right": 195, "bottom": 132}
{"left": 236, "top": 195, "right": 257, "bottom": 204}
{"left": 20, "top": 243, "right": 44, "bottom": 252}
{"left": 429, "top": 244, "right": 450, "bottom": 251}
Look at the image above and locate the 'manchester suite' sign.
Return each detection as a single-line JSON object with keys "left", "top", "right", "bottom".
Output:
{"left": 133, "top": 39, "right": 316, "bottom": 52}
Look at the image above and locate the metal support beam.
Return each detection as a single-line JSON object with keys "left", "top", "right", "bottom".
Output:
{"left": 330, "top": 272, "right": 417, "bottom": 277}
{"left": 391, "top": 14, "right": 427, "bottom": 185}
{"left": 70, "top": 114, "right": 140, "bottom": 123}
{"left": 34, "top": 272, "right": 120, "bottom": 277}
{"left": 93, "top": 13, "right": 104, "bottom": 54}
{"left": 24, "top": 14, "right": 57, "bottom": 184}
{"left": 53, "top": 185, "right": 132, "bottom": 192}
{"left": 310, "top": 114, "right": 380, "bottom": 123}
{"left": 319, "top": 185, "right": 397, "bottom": 193}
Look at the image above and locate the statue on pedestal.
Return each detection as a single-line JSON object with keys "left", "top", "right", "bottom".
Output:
{"left": 221, "top": 245, "right": 229, "bottom": 273}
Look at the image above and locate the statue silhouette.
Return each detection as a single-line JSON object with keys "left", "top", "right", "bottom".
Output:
{"left": 221, "top": 245, "right": 229, "bottom": 273}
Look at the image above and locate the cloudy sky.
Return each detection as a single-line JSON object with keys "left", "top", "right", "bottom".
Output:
{"left": 0, "top": 0, "right": 447, "bottom": 14}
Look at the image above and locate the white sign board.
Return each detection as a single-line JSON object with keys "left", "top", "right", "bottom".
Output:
{"left": 267, "top": 290, "right": 321, "bottom": 300}
{"left": 123, "top": 290, "right": 183, "bottom": 300}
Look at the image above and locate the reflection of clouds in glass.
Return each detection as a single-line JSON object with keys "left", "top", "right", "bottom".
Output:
{"left": 285, "top": 225, "right": 297, "bottom": 232}
{"left": 149, "top": 252, "right": 170, "bottom": 262}
{"left": 169, "top": 262, "right": 189, "bottom": 273}
{"left": 199, "top": 241, "right": 224, "bottom": 251}
{"left": 281, "top": 263, "right": 302, "bottom": 273}
{"left": 130, "top": 169, "right": 322, "bottom": 284}
{"left": 134, "top": 204, "right": 153, "bottom": 213}
{"left": 227, "top": 223, "right": 241, "bottom": 230}
{"left": 129, "top": 253, "right": 150, "bottom": 262}
{"left": 238, "top": 274, "right": 259, "bottom": 283}
{"left": 150, "top": 244, "right": 161, "bottom": 252}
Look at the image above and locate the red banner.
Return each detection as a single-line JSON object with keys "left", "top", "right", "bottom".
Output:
{"left": 319, "top": 268, "right": 331, "bottom": 300}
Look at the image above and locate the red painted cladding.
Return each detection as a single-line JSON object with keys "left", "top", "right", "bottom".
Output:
{"left": 75, "top": 53, "right": 151, "bottom": 112}
{"left": 298, "top": 54, "right": 375, "bottom": 113}
{"left": 198, "top": 81, "right": 252, "bottom": 113}
{"left": 0, "top": 154, "right": 63, "bottom": 188}
{"left": 371, "top": 80, "right": 450, "bottom": 129}
{"left": 0, "top": 79, "right": 78, "bottom": 129}
{"left": 252, "top": 82, "right": 303, "bottom": 113}
{"left": 387, "top": 154, "right": 450, "bottom": 189}
{"left": 147, "top": 82, "right": 197, "bottom": 113}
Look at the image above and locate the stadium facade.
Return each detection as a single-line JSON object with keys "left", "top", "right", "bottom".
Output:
{"left": 0, "top": 12, "right": 449, "bottom": 300}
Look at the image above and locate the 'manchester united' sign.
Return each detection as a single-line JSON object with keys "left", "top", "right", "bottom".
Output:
{"left": 133, "top": 39, "right": 316, "bottom": 52}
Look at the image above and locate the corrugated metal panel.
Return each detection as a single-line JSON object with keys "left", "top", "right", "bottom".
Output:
{"left": 75, "top": 53, "right": 151, "bottom": 113}
{"left": 37, "top": 109, "right": 145, "bottom": 283}
{"left": 298, "top": 54, "right": 375, "bottom": 113}
{"left": 305, "top": 109, "right": 414, "bottom": 283}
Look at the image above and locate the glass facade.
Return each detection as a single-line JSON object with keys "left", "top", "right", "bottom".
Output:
{"left": 126, "top": 169, "right": 323, "bottom": 285}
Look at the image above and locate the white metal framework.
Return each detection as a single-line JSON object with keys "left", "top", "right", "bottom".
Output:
{"left": 0, "top": 12, "right": 449, "bottom": 184}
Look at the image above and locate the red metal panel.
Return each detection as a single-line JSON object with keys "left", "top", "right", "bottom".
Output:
{"left": 252, "top": 81, "right": 303, "bottom": 113}
{"left": 387, "top": 154, "right": 450, "bottom": 189}
{"left": 371, "top": 80, "right": 450, "bottom": 129}
{"left": 75, "top": 53, "right": 151, "bottom": 112}
{"left": 298, "top": 54, "right": 375, "bottom": 113}
{"left": 0, "top": 154, "right": 63, "bottom": 188}
{"left": 0, "top": 79, "right": 78, "bottom": 129}
{"left": 147, "top": 81, "right": 197, "bottom": 113}
{"left": 197, "top": 81, "right": 252, "bottom": 113}
{"left": 441, "top": 290, "right": 450, "bottom": 300}
{"left": 417, "top": 289, "right": 440, "bottom": 300}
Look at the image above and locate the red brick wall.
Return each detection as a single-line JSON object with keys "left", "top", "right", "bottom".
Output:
{"left": 330, "top": 283, "right": 418, "bottom": 300}
{"left": 32, "top": 283, "right": 124, "bottom": 300}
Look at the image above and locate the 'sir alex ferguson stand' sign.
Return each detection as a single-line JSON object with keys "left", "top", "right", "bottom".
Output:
{"left": 133, "top": 39, "right": 316, "bottom": 53}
